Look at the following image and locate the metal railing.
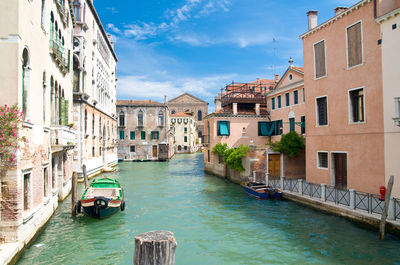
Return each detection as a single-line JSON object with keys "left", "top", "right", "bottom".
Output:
{"left": 272, "top": 177, "right": 399, "bottom": 221}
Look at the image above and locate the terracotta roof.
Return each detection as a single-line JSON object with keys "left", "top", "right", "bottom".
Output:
{"left": 249, "top": 78, "right": 275, "bottom": 85}
{"left": 116, "top": 100, "right": 165, "bottom": 106}
{"left": 170, "top": 112, "right": 192, "bottom": 117}
{"left": 292, "top": 66, "right": 304, "bottom": 73}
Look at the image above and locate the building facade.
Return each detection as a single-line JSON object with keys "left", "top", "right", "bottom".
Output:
{"left": 116, "top": 100, "right": 173, "bottom": 161}
{"left": 167, "top": 93, "right": 209, "bottom": 139}
{"left": 266, "top": 62, "right": 306, "bottom": 180}
{"left": 72, "top": 0, "right": 118, "bottom": 178}
{"left": 376, "top": 2, "right": 400, "bottom": 197}
{"left": 203, "top": 79, "right": 274, "bottom": 182}
{"left": 0, "top": 0, "right": 75, "bottom": 247}
{"left": 301, "top": 0, "right": 399, "bottom": 195}
{"left": 171, "top": 113, "right": 198, "bottom": 153}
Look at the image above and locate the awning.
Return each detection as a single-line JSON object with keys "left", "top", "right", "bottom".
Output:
{"left": 267, "top": 122, "right": 275, "bottom": 136}
{"left": 220, "top": 121, "right": 229, "bottom": 135}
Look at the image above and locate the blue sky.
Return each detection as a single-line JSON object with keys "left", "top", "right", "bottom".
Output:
{"left": 94, "top": 0, "right": 358, "bottom": 107}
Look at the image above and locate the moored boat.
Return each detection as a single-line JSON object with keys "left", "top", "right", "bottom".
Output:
{"left": 241, "top": 182, "right": 282, "bottom": 200}
{"left": 76, "top": 177, "right": 125, "bottom": 218}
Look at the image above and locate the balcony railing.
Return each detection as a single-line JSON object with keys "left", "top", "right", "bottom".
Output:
{"left": 221, "top": 91, "right": 267, "bottom": 107}
{"left": 50, "top": 126, "right": 76, "bottom": 151}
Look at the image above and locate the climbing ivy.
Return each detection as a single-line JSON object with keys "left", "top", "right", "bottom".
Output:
{"left": 224, "top": 144, "right": 249, "bottom": 172}
{"left": 212, "top": 143, "right": 228, "bottom": 155}
{"left": 271, "top": 131, "right": 305, "bottom": 157}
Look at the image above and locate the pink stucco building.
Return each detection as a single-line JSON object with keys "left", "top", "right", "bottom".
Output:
{"left": 301, "top": 0, "right": 400, "bottom": 195}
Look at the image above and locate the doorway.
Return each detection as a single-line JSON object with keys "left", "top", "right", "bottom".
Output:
{"left": 268, "top": 154, "right": 281, "bottom": 178}
{"left": 332, "top": 153, "right": 347, "bottom": 189}
{"left": 152, "top": 145, "right": 158, "bottom": 158}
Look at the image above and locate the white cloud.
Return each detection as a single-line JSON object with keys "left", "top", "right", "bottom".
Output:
{"left": 107, "top": 23, "right": 121, "bottom": 34}
{"left": 106, "top": 7, "right": 118, "bottom": 14}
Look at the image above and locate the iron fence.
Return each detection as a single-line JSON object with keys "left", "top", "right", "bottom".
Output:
{"left": 326, "top": 186, "right": 336, "bottom": 203}
{"left": 310, "top": 183, "right": 321, "bottom": 198}
{"left": 371, "top": 195, "right": 384, "bottom": 215}
{"left": 395, "top": 199, "right": 400, "bottom": 220}
{"left": 336, "top": 188, "right": 350, "bottom": 206}
{"left": 302, "top": 181, "right": 311, "bottom": 197}
{"left": 269, "top": 179, "right": 280, "bottom": 189}
{"left": 355, "top": 191, "right": 369, "bottom": 212}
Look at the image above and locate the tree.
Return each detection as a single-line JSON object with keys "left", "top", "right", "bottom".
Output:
{"left": 271, "top": 131, "right": 305, "bottom": 157}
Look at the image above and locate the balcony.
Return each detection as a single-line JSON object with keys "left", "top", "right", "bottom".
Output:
{"left": 49, "top": 39, "right": 70, "bottom": 74}
{"left": 50, "top": 126, "right": 76, "bottom": 153}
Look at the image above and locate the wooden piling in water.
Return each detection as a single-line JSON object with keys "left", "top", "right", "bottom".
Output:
{"left": 134, "top": 231, "right": 177, "bottom": 265}
{"left": 72, "top": 171, "right": 77, "bottom": 217}
{"left": 379, "top": 175, "right": 394, "bottom": 240}
{"left": 82, "top": 164, "right": 89, "bottom": 188}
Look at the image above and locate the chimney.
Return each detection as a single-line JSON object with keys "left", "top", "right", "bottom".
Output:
{"left": 334, "top": 7, "right": 347, "bottom": 15}
{"left": 307, "top": 10, "right": 318, "bottom": 30}
{"left": 164, "top": 95, "right": 167, "bottom": 105}
{"left": 255, "top": 103, "right": 260, "bottom": 115}
{"left": 274, "top": 74, "right": 279, "bottom": 83}
{"left": 233, "top": 103, "right": 238, "bottom": 115}
{"left": 257, "top": 78, "right": 260, "bottom": 82}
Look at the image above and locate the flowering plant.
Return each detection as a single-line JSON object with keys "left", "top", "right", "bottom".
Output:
{"left": 0, "top": 104, "right": 28, "bottom": 164}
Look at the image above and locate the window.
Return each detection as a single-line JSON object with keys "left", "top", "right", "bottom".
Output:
{"left": 207, "top": 122, "right": 210, "bottom": 144}
{"left": 171, "top": 110, "right": 176, "bottom": 114}
{"left": 285, "top": 93, "right": 290, "bottom": 106}
{"left": 92, "top": 113, "right": 95, "bottom": 134}
{"left": 84, "top": 109, "right": 87, "bottom": 133}
{"left": 289, "top": 74, "right": 293, "bottom": 80}
{"left": 184, "top": 146, "right": 188, "bottom": 151}
{"left": 43, "top": 167, "right": 49, "bottom": 197}
{"left": 151, "top": 131, "right": 159, "bottom": 140}
{"left": 271, "top": 98, "right": 275, "bottom": 110}
{"left": 314, "top": 40, "right": 326, "bottom": 78}
{"left": 347, "top": 22, "right": 362, "bottom": 68}
{"left": 119, "top": 130, "right": 124, "bottom": 140}
{"left": 184, "top": 136, "right": 188, "bottom": 142}
{"left": 23, "top": 173, "right": 31, "bottom": 211}
{"left": 207, "top": 150, "right": 210, "bottom": 162}
{"left": 318, "top": 152, "right": 328, "bottom": 169}
{"left": 198, "top": 110, "right": 202, "bottom": 121}
{"left": 138, "top": 110, "right": 144, "bottom": 127}
{"left": 349, "top": 88, "right": 364, "bottom": 123}
{"left": 73, "top": 1, "right": 81, "bottom": 21}
{"left": 158, "top": 110, "right": 164, "bottom": 126}
{"left": 302, "top": 88, "right": 305, "bottom": 103}
{"left": 41, "top": 0, "right": 46, "bottom": 27}
{"left": 277, "top": 95, "right": 282, "bottom": 108}
{"left": 130, "top": 131, "right": 135, "bottom": 140}
{"left": 316, "top": 97, "right": 328, "bottom": 126}
{"left": 99, "top": 147, "right": 101, "bottom": 156}
{"left": 395, "top": 97, "right": 400, "bottom": 118}
{"left": 258, "top": 121, "right": 282, "bottom": 136}
{"left": 301, "top": 116, "right": 306, "bottom": 134}
{"left": 184, "top": 127, "right": 187, "bottom": 133}
{"left": 92, "top": 146, "right": 95, "bottom": 157}
{"left": 22, "top": 48, "right": 30, "bottom": 119}
{"left": 119, "top": 111, "right": 125, "bottom": 126}
{"left": 130, "top": 145, "right": 135, "bottom": 152}
{"left": 141, "top": 131, "right": 146, "bottom": 140}
{"left": 289, "top": 118, "right": 295, "bottom": 132}
{"left": 293, "top": 90, "right": 299, "bottom": 105}
{"left": 217, "top": 121, "right": 230, "bottom": 136}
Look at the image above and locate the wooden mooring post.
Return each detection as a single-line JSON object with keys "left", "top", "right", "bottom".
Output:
{"left": 379, "top": 175, "right": 394, "bottom": 240}
{"left": 134, "top": 231, "right": 177, "bottom": 265}
{"left": 71, "top": 171, "right": 78, "bottom": 217}
{"left": 82, "top": 164, "right": 89, "bottom": 188}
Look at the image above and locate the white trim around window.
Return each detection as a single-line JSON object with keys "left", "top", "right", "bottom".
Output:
{"left": 348, "top": 86, "right": 366, "bottom": 125}
{"left": 313, "top": 39, "right": 328, "bottom": 80}
{"left": 317, "top": 151, "right": 329, "bottom": 170}
{"left": 315, "top": 95, "right": 329, "bottom": 127}
{"left": 345, "top": 20, "right": 364, "bottom": 70}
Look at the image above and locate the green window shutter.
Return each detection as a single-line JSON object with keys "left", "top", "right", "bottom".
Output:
{"left": 60, "top": 98, "right": 68, "bottom": 125}
{"left": 130, "top": 131, "right": 135, "bottom": 140}
{"left": 289, "top": 118, "right": 295, "bottom": 132}
{"left": 267, "top": 121, "right": 275, "bottom": 136}
{"left": 259, "top": 122, "right": 268, "bottom": 136}
{"left": 119, "top": 130, "right": 124, "bottom": 140}
{"left": 271, "top": 98, "right": 275, "bottom": 110}
{"left": 156, "top": 131, "right": 159, "bottom": 139}
{"left": 141, "top": 131, "right": 146, "bottom": 140}
{"left": 219, "top": 121, "right": 229, "bottom": 136}
{"left": 217, "top": 121, "right": 221, "bottom": 135}
{"left": 301, "top": 116, "right": 306, "bottom": 134}
{"left": 294, "top": 91, "right": 298, "bottom": 104}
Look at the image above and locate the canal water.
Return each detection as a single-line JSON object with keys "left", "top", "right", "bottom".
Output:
{"left": 17, "top": 153, "right": 400, "bottom": 265}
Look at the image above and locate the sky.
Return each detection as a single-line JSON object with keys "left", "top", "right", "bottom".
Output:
{"left": 94, "top": 0, "right": 359, "bottom": 109}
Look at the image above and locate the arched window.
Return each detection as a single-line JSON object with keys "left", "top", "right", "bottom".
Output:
{"left": 138, "top": 110, "right": 143, "bottom": 127}
{"left": 119, "top": 111, "right": 125, "bottom": 126}
{"left": 43, "top": 71, "right": 47, "bottom": 123}
{"left": 22, "top": 48, "right": 30, "bottom": 119}
{"left": 171, "top": 109, "right": 176, "bottom": 114}
{"left": 197, "top": 110, "right": 202, "bottom": 121}
{"left": 158, "top": 110, "right": 164, "bottom": 126}
{"left": 73, "top": 0, "right": 81, "bottom": 21}
{"left": 84, "top": 109, "right": 87, "bottom": 133}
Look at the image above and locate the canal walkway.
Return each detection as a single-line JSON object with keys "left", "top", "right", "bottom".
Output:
{"left": 12, "top": 153, "right": 400, "bottom": 264}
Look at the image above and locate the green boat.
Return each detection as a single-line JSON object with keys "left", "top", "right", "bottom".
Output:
{"left": 76, "top": 177, "right": 125, "bottom": 218}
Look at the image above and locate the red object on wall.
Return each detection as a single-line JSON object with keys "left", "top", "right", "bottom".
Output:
{"left": 380, "top": 186, "right": 386, "bottom": 200}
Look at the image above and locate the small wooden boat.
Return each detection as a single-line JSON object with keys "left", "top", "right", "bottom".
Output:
{"left": 76, "top": 177, "right": 125, "bottom": 218}
{"left": 241, "top": 182, "right": 282, "bottom": 200}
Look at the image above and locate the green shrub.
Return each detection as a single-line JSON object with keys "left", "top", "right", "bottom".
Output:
{"left": 271, "top": 131, "right": 305, "bottom": 157}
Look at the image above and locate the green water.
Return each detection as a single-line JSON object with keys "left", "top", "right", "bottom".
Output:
{"left": 17, "top": 153, "right": 400, "bottom": 265}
